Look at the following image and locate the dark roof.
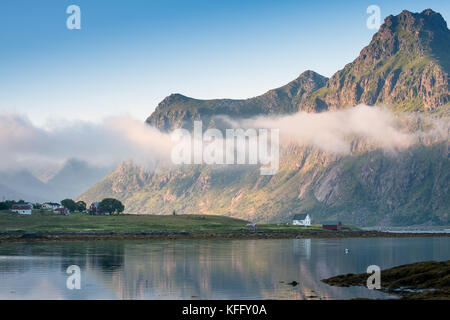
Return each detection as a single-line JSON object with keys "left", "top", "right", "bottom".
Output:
{"left": 322, "top": 221, "right": 341, "bottom": 225}
{"left": 12, "top": 205, "right": 32, "bottom": 210}
{"left": 293, "top": 214, "right": 308, "bottom": 220}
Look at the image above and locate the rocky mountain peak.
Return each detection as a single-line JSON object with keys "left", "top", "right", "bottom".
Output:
{"left": 367, "top": 9, "right": 448, "bottom": 60}
{"left": 306, "top": 9, "right": 449, "bottom": 113}
{"left": 155, "top": 93, "right": 190, "bottom": 112}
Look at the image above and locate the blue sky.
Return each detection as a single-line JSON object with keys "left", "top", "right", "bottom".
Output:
{"left": 0, "top": 0, "right": 449, "bottom": 125}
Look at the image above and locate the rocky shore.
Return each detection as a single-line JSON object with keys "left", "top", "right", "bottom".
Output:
{"left": 0, "top": 229, "right": 449, "bottom": 243}
{"left": 322, "top": 260, "right": 450, "bottom": 300}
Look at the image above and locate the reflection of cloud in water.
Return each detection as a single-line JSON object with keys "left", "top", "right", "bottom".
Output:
{"left": 0, "top": 263, "right": 116, "bottom": 299}
{"left": 0, "top": 238, "right": 448, "bottom": 299}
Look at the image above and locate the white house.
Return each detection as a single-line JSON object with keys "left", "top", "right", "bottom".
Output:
{"left": 42, "top": 202, "right": 60, "bottom": 210}
{"left": 11, "top": 204, "right": 32, "bottom": 215}
{"left": 292, "top": 214, "right": 311, "bottom": 226}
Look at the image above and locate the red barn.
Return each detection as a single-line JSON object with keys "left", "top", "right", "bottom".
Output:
{"left": 322, "top": 221, "right": 342, "bottom": 230}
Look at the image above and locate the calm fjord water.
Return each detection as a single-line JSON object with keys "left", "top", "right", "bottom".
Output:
{"left": 0, "top": 237, "right": 448, "bottom": 299}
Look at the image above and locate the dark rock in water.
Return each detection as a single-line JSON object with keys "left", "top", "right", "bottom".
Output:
{"left": 288, "top": 281, "right": 299, "bottom": 286}
{"left": 21, "top": 232, "right": 44, "bottom": 239}
{"left": 322, "top": 260, "right": 450, "bottom": 299}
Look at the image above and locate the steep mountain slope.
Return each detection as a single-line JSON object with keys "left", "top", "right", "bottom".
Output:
{"left": 78, "top": 141, "right": 449, "bottom": 226}
{"left": 79, "top": 9, "right": 450, "bottom": 226}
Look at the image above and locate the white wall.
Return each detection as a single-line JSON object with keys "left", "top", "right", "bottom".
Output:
{"left": 12, "top": 209, "right": 31, "bottom": 215}
{"left": 292, "top": 216, "right": 311, "bottom": 226}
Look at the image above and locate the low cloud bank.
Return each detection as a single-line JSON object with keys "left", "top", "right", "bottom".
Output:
{"left": 225, "top": 105, "right": 448, "bottom": 154}
{"left": 0, "top": 113, "right": 173, "bottom": 174}
{"left": 0, "top": 105, "right": 447, "bottom": 176}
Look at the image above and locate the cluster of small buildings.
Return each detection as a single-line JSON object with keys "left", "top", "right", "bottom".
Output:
{"left": 8, "top": 202, "right": 342, "bottom": 230}
{"left": 42, "top": 202, "right": 60, "bottom": 211}
{"left": 8, "top": 199, "right": 109, "bottom": 216}
{"left": 10, "top": 202, "right": 69, "bottom": 215}
{"left": 42, "top": 202, "right": 70, "bottom": 215}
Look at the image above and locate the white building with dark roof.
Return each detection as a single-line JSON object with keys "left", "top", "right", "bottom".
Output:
{"left": 292, "top": 213, "right": 311, "bottom": 226}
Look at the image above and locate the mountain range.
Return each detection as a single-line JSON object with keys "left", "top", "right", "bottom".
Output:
{"left": 0, "top": 159, "right": 112, "bottom": 203}
{"left": 78, "top": 9, "right": 449, "bottom": 226}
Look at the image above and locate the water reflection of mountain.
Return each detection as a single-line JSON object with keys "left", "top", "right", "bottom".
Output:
{"left": 98, "top": 240, "right": 370, "bottom": 299}
{"left": 103, "top": 238, "right": 449, "bottom": 299}
{"left": 0, "top": 238, "right": 448, "bottom": 299}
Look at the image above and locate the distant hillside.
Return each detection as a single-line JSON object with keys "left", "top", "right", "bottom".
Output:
{"left": 0, "top": 183, "right": 45, "bottom": 203}
{"left": 0, "top": 159, "right": 112, "bottom": 203}
{"left": 47, "top": 159, "right": 113, "bottom": 200}
{"left": 80, "top": 9, "right": 450, "bottom": 227}
{"left": 0, "top": 170, "right": 53, "bottom": 202}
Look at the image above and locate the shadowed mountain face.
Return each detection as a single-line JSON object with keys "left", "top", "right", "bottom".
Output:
{"left": 80, "top": 9, "right": 450, "bottom": 226}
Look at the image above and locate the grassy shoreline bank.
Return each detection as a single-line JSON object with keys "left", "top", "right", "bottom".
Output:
{"left": 1, "top": 230, "right": 450, "bottom": 243}
{"left": 0, "top": 211, "right": 448, "bottom": 243}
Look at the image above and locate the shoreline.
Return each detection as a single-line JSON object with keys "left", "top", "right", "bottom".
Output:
{"left": 1, "top": 230, "right": 449, "bottom": 243}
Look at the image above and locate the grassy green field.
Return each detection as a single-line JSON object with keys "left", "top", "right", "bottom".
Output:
{"left": 0, "top": 210, "right": 338, "bottom": 233}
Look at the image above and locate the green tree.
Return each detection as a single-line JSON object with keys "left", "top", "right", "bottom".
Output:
{"left": 172, "top": 210, "right": 176, "bottom": 216}
{"left": 0, "top": 200, "right": 25, "bottom": 210}
{"left": 76, "top": 201, "right": 87, "bottom": 212}
{"left": 98, "top": 198, "right": 124, "bottom": 214}
{"left": 61, "top": 199, "right": 77, "bottom": 212}
{"left": 33, "top": 203, "right": 43, "bottom": 210}
{"left": 0, "top": 202, "right": 8, "bottom": 210}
